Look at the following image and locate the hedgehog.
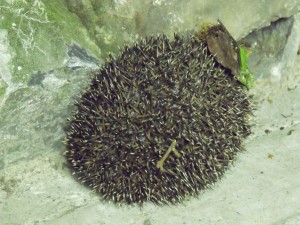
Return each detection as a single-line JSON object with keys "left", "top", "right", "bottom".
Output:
{"left": 65, "top": 26, "right": 252, "bottom": 205}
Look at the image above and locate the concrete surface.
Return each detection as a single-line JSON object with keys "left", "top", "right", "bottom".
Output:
{"left": 1, "top": 64, "right": 300, "bottom": 225}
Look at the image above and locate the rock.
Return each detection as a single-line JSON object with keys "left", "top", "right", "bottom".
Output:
{"left": 240, "top": 13, "right": 300, "bottom": 81}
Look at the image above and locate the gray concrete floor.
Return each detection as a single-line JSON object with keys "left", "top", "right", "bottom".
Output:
{"left": 1, "top": 59, "right": 300, "bottom": 225}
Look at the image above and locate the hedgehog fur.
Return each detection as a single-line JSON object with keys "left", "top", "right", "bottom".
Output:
{"left": 65, "top": 33, "right": 251, "bottom": 205}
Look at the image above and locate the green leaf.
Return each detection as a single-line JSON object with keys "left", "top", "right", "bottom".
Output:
{"left": 238, "top": 70, "right": 255, "bottom": 90}
{"left": 239, "top": 46, "right": 248, "bottom": 71}
{"left": 238, "top": 46, "right": 255, "bottom": 90}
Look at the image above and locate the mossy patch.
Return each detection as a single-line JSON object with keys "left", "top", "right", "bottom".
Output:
{"left": 0, "top": 0, "right": 101, "bottom": 84}
{"left": 0, "top": 176, "right": 18, "bottom": 196}
{"left": 0, "top": 79, "right": 8, "bottom": 97}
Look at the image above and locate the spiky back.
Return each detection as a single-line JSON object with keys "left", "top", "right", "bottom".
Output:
{"left": 65, "top": 34, "right": 251, "bottom": 205}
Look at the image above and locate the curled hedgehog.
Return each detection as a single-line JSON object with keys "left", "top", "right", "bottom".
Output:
{"left": 65, "top": 22, "right": 252, "bottom": 205}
